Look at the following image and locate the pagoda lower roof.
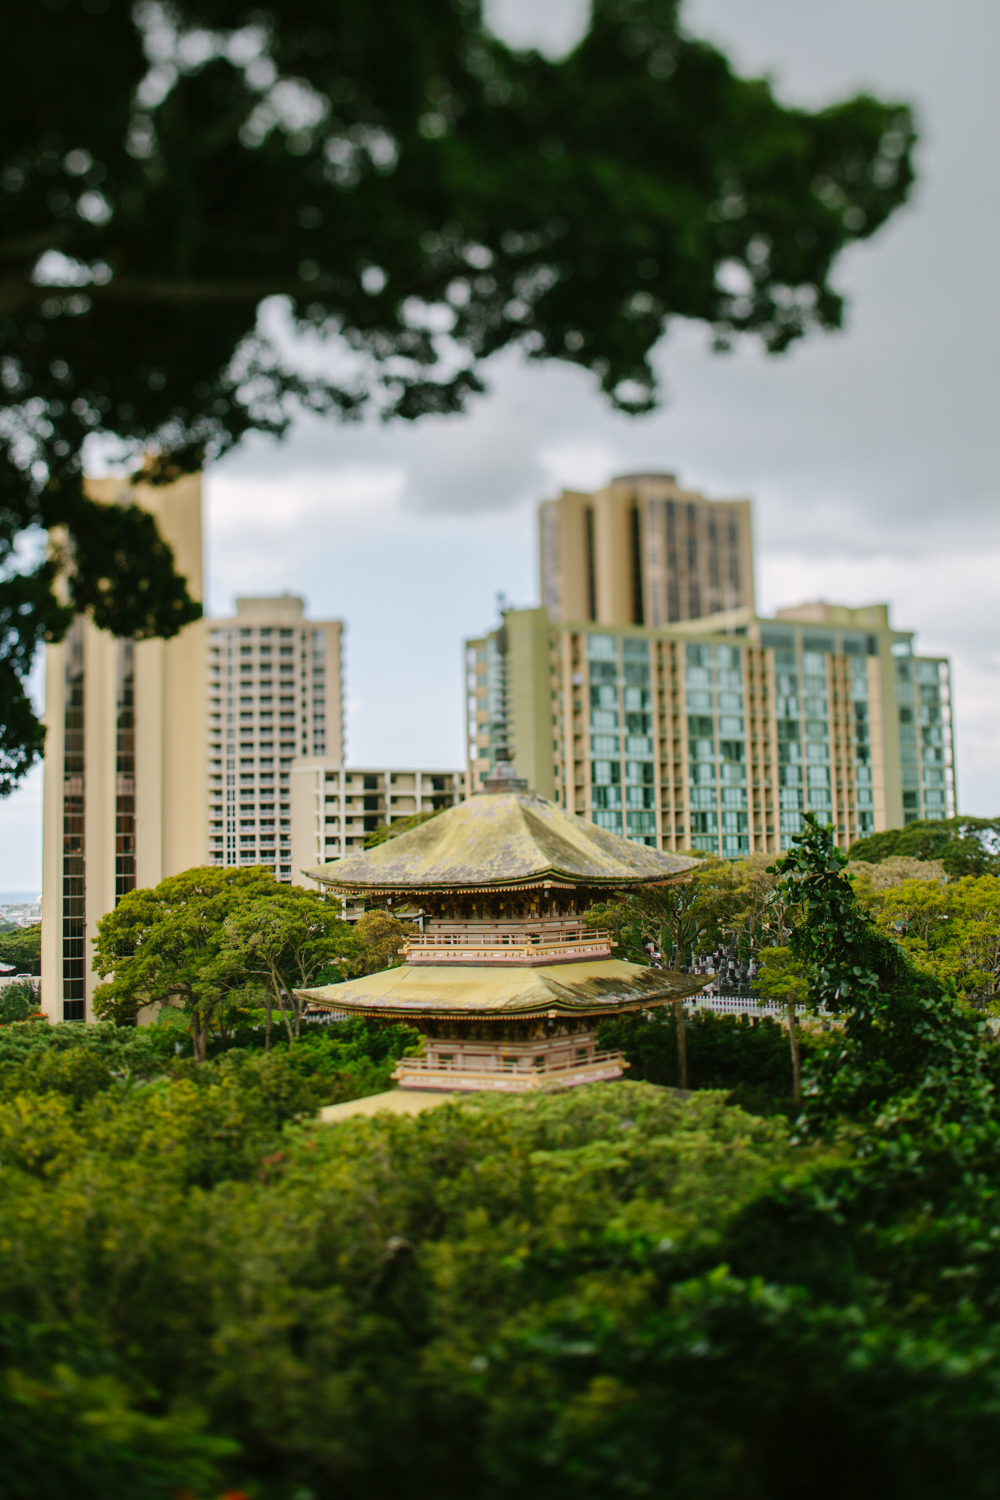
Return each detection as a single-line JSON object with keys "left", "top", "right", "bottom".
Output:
{"left": 303, "top": 790, "right": 699, "bottom": 894}
{"left": 297, "top": 958, "right": 707, "bottom": 1020}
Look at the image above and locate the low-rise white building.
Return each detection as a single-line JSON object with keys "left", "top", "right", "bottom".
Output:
{"left": 290, "top": 762, "right": 465, "bottom": 884}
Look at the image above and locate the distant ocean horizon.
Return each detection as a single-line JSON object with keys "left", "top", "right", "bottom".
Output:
{"left": 0, "top": 892, "right": 41, "bottom": 905}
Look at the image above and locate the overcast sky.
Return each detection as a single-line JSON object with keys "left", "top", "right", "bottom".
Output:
{"left": 2, "top": 0, "right": 997, "bottom": 893}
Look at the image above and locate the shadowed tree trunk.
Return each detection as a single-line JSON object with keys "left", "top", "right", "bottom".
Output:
{"left": 674, "top": 999, "right": 688, "bottom": 1091}
{"left": 787, "top": 1003, "right": 802, "bottom": 1102}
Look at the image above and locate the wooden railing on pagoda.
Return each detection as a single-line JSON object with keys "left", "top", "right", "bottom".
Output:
{"left": 399, "top": 920, "right": 614, "bottom": 967}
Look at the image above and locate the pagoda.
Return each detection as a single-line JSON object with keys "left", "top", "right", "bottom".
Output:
{"left": 298, "top": 760, "right": 705, "bottom": 1093}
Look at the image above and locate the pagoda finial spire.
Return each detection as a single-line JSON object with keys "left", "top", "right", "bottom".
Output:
{"left": 479, "top": 749, "right": 528, "bottom": 795}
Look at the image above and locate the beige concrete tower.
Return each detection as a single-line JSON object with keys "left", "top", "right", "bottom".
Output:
{"left": 539, "top": 474, "right": 755, "bottom": 629}
{"left": 41, "top": 474, "right": 207, "bottom": 1022}
{"left": 205, "top": 596, "right": 343, "bottom": 878}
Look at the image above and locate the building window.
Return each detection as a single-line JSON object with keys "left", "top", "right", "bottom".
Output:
{"left": 115, "top": 640, "right": 136, "bottom": 903}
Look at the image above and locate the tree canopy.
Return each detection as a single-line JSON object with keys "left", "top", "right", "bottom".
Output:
{"left": 0, "top": 921, "right": 41, "bottom": 976}
{"left": 7, "top": 820, "right": 1000, "bottom": 1492}
{"left": 0, "top": 0, "right": 916, "bottom": 791}
{"left": 848, "top": 817, "right": 1000, "bottom": 877}
{"left": 92, "top": 864, "right": 410, "bottom": 1057}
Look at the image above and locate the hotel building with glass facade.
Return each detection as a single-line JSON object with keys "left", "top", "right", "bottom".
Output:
{"left": 466, "top": 599, "right": 955, "bottom": 856}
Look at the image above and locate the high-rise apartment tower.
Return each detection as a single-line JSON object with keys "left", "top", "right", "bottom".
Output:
{"left": 205, "top": 596, "right": 343, "bottom": 878}
{"left": 41, "top": 474, "right": 207, "bottom": 1021}
{"left": 539, "top": 474, "right": 754, "bottom": 627}
{"left": 41, "top": 481, "right": 348, "bottom": 1020}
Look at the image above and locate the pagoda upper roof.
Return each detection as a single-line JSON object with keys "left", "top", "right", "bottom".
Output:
{"left": 304, "top": 790, "right": 699, "bottom": 894}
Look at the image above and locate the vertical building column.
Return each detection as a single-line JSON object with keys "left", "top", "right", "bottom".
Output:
{"left": 134, "top": 637, "right": 165, "bottom": 888}
{"left": 506, "top": 607, "right": 557, "bottom": 800}
{"left": 40, "top": 639, "right": 66, "bottom": 1023}
{"left": 593, "top": 486, "right": 635, "bottom": 626}
{"left": 162, "top": 617, "right": 208, "bottom": 876}
{"left": 868, "top": 654, "right": 889, "bottom": 832}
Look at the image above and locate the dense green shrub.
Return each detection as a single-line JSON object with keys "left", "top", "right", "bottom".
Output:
{"left": 5, "top": 820, "right": 1000, "bottom": 1495}
{"left": 0, "top": 1017, "right": 419, "bottom": 1118}
{"left": 598, "top": 1007, "right": 814, "bottom": 1107}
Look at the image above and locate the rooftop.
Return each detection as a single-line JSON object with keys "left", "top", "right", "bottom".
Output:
{"left": 304, "top": 790, "right": 699, "bottom": 894}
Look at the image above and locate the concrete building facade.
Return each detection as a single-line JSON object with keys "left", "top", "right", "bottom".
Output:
{"left": 205, "top": 596, "right": 343, "bottom": 879}
{"left": 540, "top": 473, "right": 755, "bottom": 628}
{"left": 41, "top": 474, "right": 207, "bottom": 1021}
{"left": 291, "top": 762, "right": 465, "bottom": 882}
{"left": 41, "top": 482, "right": 347, "bottom": 1020}
{"left": 466, "top": 601, "right": 956, "bottom": 857}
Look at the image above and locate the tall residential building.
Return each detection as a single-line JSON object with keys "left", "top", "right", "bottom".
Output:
{"left": 41, "top": 474, "right": 207, "bottom": 1022}
{"left": 290, "top": 761, "right": 465, "bottom": 881}
{"left": 206, "top": 597, "right": 343, "bottom": 879}
{"left": 539, "top": 473, "right": 754, "bottom": 628}
{"left": 465, "top": 600, "right": 956, "bottom": 857}
{"left": 41, "top": 478, "right": 349, "bottom": 1020}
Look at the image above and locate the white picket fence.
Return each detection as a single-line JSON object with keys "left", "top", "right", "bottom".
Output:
{"left": 686, "top": 985, "right": 808, "bottom": 1021}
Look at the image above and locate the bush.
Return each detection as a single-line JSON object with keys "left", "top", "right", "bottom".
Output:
{"left": 598, "top": 1007, "right": 811, "bottom": 1108}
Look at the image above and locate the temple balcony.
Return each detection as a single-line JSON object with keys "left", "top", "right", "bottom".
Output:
{"left": 392, "top": 1031, "right": 627, "bottom": 1093}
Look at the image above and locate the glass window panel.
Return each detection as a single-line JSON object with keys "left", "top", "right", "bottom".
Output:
{"left": 623, "top": 662, "right": 650, "bottom": 684}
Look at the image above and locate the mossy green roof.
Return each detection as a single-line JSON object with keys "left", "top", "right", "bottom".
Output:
{"left": 304, "top": 791, "right": 699, "bottom": 894}
{"left": 298, "top": 958, "right": 707, "bottom": 1019}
